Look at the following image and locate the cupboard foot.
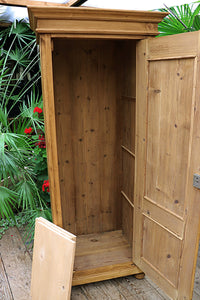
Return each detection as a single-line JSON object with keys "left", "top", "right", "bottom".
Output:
{"left": 134, "top": 273, "right": 145, "bottom": 280}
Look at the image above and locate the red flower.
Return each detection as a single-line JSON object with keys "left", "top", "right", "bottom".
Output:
{"left": 42, "top": 180, "right": 49, "bottom": 193}
{"left": 33, "top": 107, "right": 43, "bottom": 114}
{"left": 24, "top": 127, "right": 33, "bottom": 134}
{"left": 36, "top": 135, "right": 46, "bottom": 148}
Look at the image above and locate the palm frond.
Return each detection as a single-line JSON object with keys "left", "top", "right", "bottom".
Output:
{"left": 157, "top": 3, "right": 200, "bottom": 36}
{"left": 15, "top": 180, "right": 38, "bottom": 210}
{"left": 0, "top": 186, "right": 18, "bottom": 221}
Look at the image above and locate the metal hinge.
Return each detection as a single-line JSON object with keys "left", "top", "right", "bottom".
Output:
{"left": 193, "top": 174, "right": 200, "bottom": 189}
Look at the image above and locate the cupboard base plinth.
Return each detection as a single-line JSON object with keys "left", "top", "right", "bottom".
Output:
{"left": 72, "top": 262, "right": 142, "bottom": 286}
{"left": 72, "top": 230, "right": 142, "bottom": 285}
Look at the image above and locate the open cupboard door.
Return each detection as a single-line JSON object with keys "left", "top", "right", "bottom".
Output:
{"left": 134, "top": 31, "right": 200, "bottom": 300}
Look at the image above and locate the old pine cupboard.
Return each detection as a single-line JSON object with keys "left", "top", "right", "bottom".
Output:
{"left": 28, "top": 6, "right": 200, "bottom": 300}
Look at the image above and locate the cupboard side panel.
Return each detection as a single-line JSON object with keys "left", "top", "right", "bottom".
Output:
{"left": 98, "top": 40, "right": 122, "bottom": 232}
{"left": 119, "top": 41, "right": 136, "bottom": 246}
{"left": 40, "top": 35, "right": 63, "bottom": 228}
{"left": 122, "top": 195, "right": 133, "bottom": 245}
{"left": 52, "top": 39, "right": 77, "bottom": 233}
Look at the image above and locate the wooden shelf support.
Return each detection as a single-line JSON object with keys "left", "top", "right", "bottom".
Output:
{"left": 121, "top": 191, "right": 134, "bottom": 208}
{"left": 121, "top": 145, "right": 135, "bottom": 158}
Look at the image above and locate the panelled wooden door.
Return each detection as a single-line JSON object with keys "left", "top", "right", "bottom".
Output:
{"left": 134, "top": 31, "right": 200, "bottom": 300}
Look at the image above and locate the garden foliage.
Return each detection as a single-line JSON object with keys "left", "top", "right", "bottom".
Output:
{"left": 158, "top": 2, "right": 200, "bottom": 36}
{"left": 0, "top": 21, "right": 51, "bottom": 240}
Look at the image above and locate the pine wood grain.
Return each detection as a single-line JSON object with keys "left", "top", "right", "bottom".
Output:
{"left": 178, "top": 32, "right": 200, "bottom": 300}
{"left": 72, "top": 230, "right": 141, "bottom": 285}
{"left": 147, "top": 31, "right": 199, "bottom": 61}
{"left": 73, "top": 262, "right": 141, "bottom": 286}
{"left": 39, "top": 34, "right": 63, "bottom": 228}
{"left": 134, "top": 31, "right": 200, "bottom": 300}
{"left": 118, "top": 41, "right": 136, "bottom": 249}
{"left": 28, "top": 7, "right": 167, "bottom": 40}
{"left": 28, "top": 6, "right": 168, "bottom": 287}
{"left": 31, "top": 218, "right": 76, "bottom": 300}
{"left": 146, "top": 58, "right": 194, "bottom": 217}
{"left": 122, "top": 196, "right": 134, "bottom": 246}
{"left": 52, "top": 39, "right": 122, "bottom": 235}
{"left": 0, "top": 228, "right": 200, "bottom": 299}
{"left": 39, "top": 34, "right": 138, "bottom": 284}
{"left": 29, "top": 5, "right": 200, "bottom": 296}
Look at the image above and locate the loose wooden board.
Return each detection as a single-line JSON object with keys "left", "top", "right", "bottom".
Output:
{"left": 31, "top": 217, "right": 76, "bottom": 300}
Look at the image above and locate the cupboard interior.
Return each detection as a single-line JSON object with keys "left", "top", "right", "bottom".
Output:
{"left": 52, "top": 38, "right": 138, "bottom": 283}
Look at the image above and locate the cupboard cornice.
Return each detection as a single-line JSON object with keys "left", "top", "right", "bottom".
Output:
{"left": 28, "top": 7, "right": 167, "bottom": 39}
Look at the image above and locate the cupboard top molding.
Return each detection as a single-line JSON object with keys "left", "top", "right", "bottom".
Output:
{"left": 28, "top": 7, "right": 167, "bottom": 39}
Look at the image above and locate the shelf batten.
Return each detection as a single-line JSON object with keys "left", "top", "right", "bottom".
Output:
{"left": 121, "top": 191, "right": 134, "bottom": 209}
{"left": 121, "top": 145, "right": 135, "bottom": 158}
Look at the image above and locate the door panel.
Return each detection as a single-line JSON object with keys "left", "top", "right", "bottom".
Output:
{"left": 142, "top": 217, "right": 182, "bottom": 287}
{"left": 146, "top": 58, "right": 194, "bottom": 217}
{"left": 134, "top": 31, "right": 200, "bottom": 299}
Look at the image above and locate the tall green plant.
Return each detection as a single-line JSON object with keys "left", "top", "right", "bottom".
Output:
{"left": 157, "top": 3, "right": 200, "bottom": 36}
{"left": 0, "top": 21, "right": 41, "bottom": 108}
{"left": 0, "top": 21, "right": 51, "bottom": 240}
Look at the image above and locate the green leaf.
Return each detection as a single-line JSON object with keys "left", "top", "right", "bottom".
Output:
{"left": 6, "top": 48, "right": 31, "bottom": 67}
{"left": 193, "top": 15, "right": 200, "bottom": 30}
{"left": 189, "top": 4, "right": 200, "bottom": 26}
{"left": 0, "top": 108, "right": 8, "bottom": 129}
{"left": 0, "top": 21, "right": 41, "bottom": 109}
{"left": 15, "top": 180, "right": 37, "bottom": 210}
{"left": 0, "top": 20, "right": 50, "bottom": 244}
{"left": 0, "top": 133, "right": 5, "bottom": 155}
{"left": 157, "top": 3, "right": 200, "bottom": 36}
{"left": 0, "top": 186, "right": 18, "bottom": 221}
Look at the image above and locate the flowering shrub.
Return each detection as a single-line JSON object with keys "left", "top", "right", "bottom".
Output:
{"left": 0, "top": 97, "right": 52, "bottom": 241}
{"left": 33, "top": 107, "right": 43, "bottom": 114}
{"left": 0, "top": 21, "right": 51, "bottom": 243}
{"left": 24, "top": 127, "right": 33, "bottom": 134}
{"left": 27, "top": 106, "right": 50, "bottom": 207}
{"left": 42, "top": 180, "right": 49, "bottom": 193}
{"left": 36, "top": 135, "right": 46, "bottom": 148}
